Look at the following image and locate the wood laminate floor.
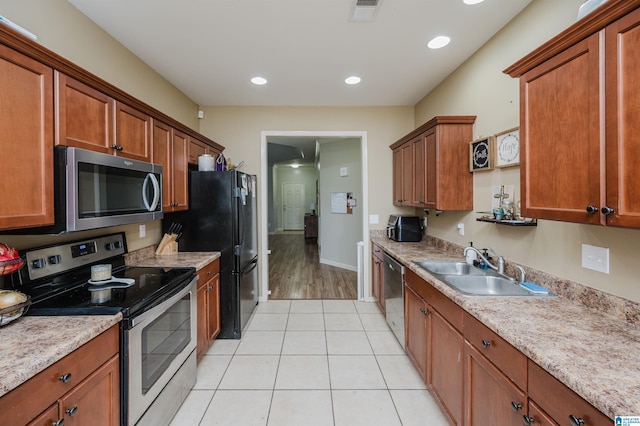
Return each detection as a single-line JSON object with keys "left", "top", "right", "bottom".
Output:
{"left": 268, "top": 232, "right": 358, "bottom": 300}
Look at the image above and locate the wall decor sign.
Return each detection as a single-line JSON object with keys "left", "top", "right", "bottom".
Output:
{"left": 495, "top": 127, "right": 520, "bottom": 168}
{"left": 469, "top": 136, "right": 495, "bottom": 172}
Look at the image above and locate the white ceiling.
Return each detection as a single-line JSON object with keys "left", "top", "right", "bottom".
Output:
{"left": 67, "top": 0, "right": 531, "bottom": 107}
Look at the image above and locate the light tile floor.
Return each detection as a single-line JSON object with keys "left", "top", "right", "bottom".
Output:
{"left": 170, "top": 300, "right": 449, "bottom": 426}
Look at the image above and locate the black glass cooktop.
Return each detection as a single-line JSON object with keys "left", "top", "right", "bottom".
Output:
{"left": 24, "top": 266, "right": 196, "bottom": 318}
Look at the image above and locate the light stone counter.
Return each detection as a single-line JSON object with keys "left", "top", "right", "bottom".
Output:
{"left": 0, "top": 313, "right": 122, "bottom": 397}
{"left": 372, "top": 235, "right": 639, "bottom": 419}
{"left": 126, "top": 250, "right": 220, "bottom": 271}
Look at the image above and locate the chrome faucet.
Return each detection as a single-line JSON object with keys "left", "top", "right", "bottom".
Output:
{"left": 463, "top": 246, "right": 505, "bottom": 274}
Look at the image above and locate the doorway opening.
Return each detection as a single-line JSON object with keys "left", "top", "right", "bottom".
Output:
{"left": 260, "top": 131, "right": 369, "bottom": 301}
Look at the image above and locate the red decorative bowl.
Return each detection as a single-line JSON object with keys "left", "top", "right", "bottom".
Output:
{"left": 0, "top": 258, "right": 25, "bottom": 275}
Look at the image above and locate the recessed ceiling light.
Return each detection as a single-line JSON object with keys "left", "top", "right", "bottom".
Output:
{"left": 463, "top": 0, "right": 485, "bottom": 4}
{"left": 251, "top": 76, "right": 267, "bottom": 85}
{"left": 345, "top": 76, "right": 361, "bottom": 85}
{"left": 427, "top": 36, "right": 451, "bottom": 49}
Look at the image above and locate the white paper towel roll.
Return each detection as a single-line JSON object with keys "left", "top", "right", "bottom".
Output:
{"left": 198, "top": 154, "right": 215, "bottom": 171}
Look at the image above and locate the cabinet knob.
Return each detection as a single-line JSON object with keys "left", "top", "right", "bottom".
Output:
{"left": 522, "top": 415, "right": 534, "bottom": 425}
{"left": 65, "top": 406, "right": 78, "bottom": 417}
{"left": 585, "top": 205, "right": 598, "bottom": 214}
{"left": 511, "top": 401, "right": 523, "bottom": 411}
{"left": 110, "top": 144, "right": 123, "bottom": 151}
{"left": 481, "top": 339, "right": 491, "bottom": 348}
{"left": 569, "top": 415, "right": 585, "bottom": 426}
{"left": 601, "top": 206, "right": 615, "bottom": 215}
{"left": 52, "top": 420, "right": 65, "bottom": 426}
{"left": 59, "top": 373, "right": 72, "bottom": 383}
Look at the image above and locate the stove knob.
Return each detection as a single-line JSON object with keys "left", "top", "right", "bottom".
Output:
{"left": 48, "top": 255, "right": 62, "bottom": 265}
{"left": 32, "top": 258, "right": 46, "bottom": 269}
{"left": 114, "top": 241, "right": 123, "bottom": 249}
{"left": 105, "top": 242, "right": 116, "bottom": 251}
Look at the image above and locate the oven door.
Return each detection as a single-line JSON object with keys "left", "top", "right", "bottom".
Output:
{"left": 126, "top": 277, "right": 197, "bottom": 426}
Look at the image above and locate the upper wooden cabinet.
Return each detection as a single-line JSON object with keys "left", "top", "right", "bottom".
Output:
{"left": 152, "top": 120, "right": 188, "bottom": 212}
{"left": 114, "top": 102, "right": 151, "bottom": 162}
{"left": 390, "top": 116, "right": 475, "bottom": 211}
{"left": 505, "top": 2, "right": 640, "bottom": 228}
{"left": 188, "top": 136, "right": 221, "bottom": 165}
{"left": 0, "top": 44, "right": 54, "bottom": 230}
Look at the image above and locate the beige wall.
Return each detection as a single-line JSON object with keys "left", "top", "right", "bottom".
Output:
{"left": 414, "top": 0, "right": 640, "bottom": 303}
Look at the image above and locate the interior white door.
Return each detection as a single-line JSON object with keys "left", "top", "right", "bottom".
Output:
{"left": 283, "top": 183, "right": 305, "bottom": 230}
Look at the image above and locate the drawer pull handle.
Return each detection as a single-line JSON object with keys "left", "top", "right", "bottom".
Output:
{"left": 52, "top": 420, "right": 65, "bottom": 426}
{"left": 59, "top": 373, "right": 72, "bottom": 383}
{"left": 511, "top": 401, "right": 523, "bottom": 411}
{"left": 569, "top": 415, "right": 585, "bottom": 426}
{"left": 481, "top": 339, "right": 491, "bottom": 348}
{"left": 65, "top": 406, "right": 78, "bottom": 417}
{"left": 522, "top": 415, "right": 534, "bottom": 425}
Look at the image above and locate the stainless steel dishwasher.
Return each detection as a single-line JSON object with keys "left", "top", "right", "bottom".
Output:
{"left": 383, "top": 253, "right": 405, "bottom": 348}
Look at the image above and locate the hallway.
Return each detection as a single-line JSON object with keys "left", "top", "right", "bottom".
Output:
{"left": 268, "top": 233, "right": 358, "bottom": 299}
{"left": 170, "top": 300, "right": 448, "bottom": 425}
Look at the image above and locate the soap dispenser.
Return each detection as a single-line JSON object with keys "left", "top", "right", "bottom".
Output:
{"left": 465, "top": 242, "right": 477, "bottom": 265}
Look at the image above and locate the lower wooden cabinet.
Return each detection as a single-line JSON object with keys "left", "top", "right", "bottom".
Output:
{"left": 0, "top": 325, "right": 120, "bottom": 426}
{"left": 371, "top": 243, "right": 385, "bottom": 314}
{"left": 404, "top": 285, "right": 428, "bottom": 381}
{"left": 197, "top": 258, "right": 221, "bottom": 363}
{"left": 304, "top": 215, "right": 318, "bottom": 239}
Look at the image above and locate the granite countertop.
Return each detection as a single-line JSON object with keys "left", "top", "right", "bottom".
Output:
{"left": 0, "top": 313, "right": 122, "bottom": 398}
{"left": 126, "top": 251, "right": 220, "bottom": 271}
{"left": 371, "top": 236, "right": 640, "bottom": 420}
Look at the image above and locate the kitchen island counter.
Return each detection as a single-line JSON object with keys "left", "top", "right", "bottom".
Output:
{"left": 371, "top": 235, "right": 640, "bottom": 420}
{"left": 0, "top": 313, "right": 121, "bottom": 397}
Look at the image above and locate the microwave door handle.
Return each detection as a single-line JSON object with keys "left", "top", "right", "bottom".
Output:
{"left": 142, "top": 173, "right": 160, "bottom": 211}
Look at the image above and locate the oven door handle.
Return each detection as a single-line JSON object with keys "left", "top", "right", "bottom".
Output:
{"left": 130, "top": 276, "right": 197, "bottom": 328}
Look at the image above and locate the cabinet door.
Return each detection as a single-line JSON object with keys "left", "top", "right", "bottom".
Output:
{"left": 526, "top": 400, "right": 558, "bottom": 426}
{"left": 115, "top": 102, "right": 151, "bottom": 162}
{"left": 605, "top": 8, "right": 640, "bottom": 228}
{"left": 430, "top": 309, "right": 463, "bottom": 425}
{"left": 520, "top": 33, "right": 602, "bottom": 224}
{"left": 189, "top": 137, "right": 209, "bottom": 164}
{"left": 207, "top": 273, "right": 221, "bottom": 341}
{"left": 424, "top": 128, "right": 438, "bottom": 209}
{"left": 60, "top": 355, "right": 120, "bottom": 426}
{"left": 371, "top": 253, "right": 385, "bottom": 314}
{"left": 27, "top": 403, "right": 60, "bottom": 426}
{"left": 152, "top": 120, "right": 173, "bottom": 211}
{"left": 171, "top": 129, "right": 189, "bottom": 211}
{"left": 196, "top": 280, "right": 208, "bottom": 363}
{"left": 464, "top": 342, "right": 526, "bottom": 426}
{"left": 0, "top": 45, "right": 54, "bottom": 230}
{"left": 392, "top": 147, "right": 403, "bottom": 205}
{"left": 55, "top": 71, "right": 114, "bottom": 153}
{"left": 404, "top": 286, "right": 428, "bottom": 382}
{"left": 401, "top": 142, "right": 413, "bottom": 206}
{"left": 412, "top": 135, "right": 425, "bottom": 206}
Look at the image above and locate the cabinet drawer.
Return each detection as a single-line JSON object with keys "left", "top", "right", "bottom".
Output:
{"left": 422, "top": 281, "right": 463, "bottom": 332}
{"left": 463, "top": 312, "right": 526, "bottom": 390}
{"left": 0, "top": 325, "right": 118, "bottom": 426}
{"left": 197, "top": 258, "right": 220, "bottom": 288}
{"left": 372, "top": 243, "right": 385, "bottom": 261}
{"left": 528, "top": 361, "right": 610, "bottom": 425}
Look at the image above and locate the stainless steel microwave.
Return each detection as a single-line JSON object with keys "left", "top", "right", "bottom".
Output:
{"left": 17, "top": 147, "right": 163, "bottom": 234}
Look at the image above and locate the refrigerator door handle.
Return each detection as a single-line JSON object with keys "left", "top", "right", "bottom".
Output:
{"left": 242, "top": 258, "right": 258, "bottom": 276}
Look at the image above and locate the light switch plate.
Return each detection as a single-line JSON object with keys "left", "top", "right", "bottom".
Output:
{"left": 369, "top": 214, "right": 379, "bottom": 224}
{"left": 582, "top": 244, "right": 609, "bottom": 274}
{"left": 340, "top": 167, "right": 348, "bottom": 177}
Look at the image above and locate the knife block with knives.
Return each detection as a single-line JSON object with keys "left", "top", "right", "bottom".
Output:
{"left": 155, "top": 223, "right": 182, "bottom": 255}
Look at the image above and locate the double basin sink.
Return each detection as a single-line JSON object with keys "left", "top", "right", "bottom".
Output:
{"left": 414, "top": 261, "right": 555, "bottom": 297}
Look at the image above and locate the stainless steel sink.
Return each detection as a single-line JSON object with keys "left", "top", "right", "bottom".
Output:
{"left": 414, "top": 261, "right": 491, "bottom": 276}
{"left": 413, "top": 260, "right": 555, "bottom": 297}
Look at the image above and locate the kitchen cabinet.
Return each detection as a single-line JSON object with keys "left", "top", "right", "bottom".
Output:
{"left": 115, "top": 101, "right": 151, "bottom": 162}
{"left": 505, "top": 3, "right": 640, "bottom": 228}
{"left": 152, "top": 119, "right": 189, "bottom": 212}
{"left": 0, "top": 44, "right": 54, "bottom": 230}
{"left": 404, "top": 268, "right": 463, "bottom": 425}
{"left": 304, "top": 214, "right": 318, "bottom": 239}
{"left": 371, "top": 243, "right": 385, "bottom": 314}
{"left": 528, "top": 361, "right": 611, "bottom": 426}
{"left": 463, "top": 312, "right": 527, "bottom": 425}
{"left": 0, "top": 325, "right": 120, "bottom": 426}
{"left": 390, "top": 116, "right": 475, "bottom": 211}
{"left": 196, "top": 258, "right": 221, "bottom": 363}
{"left": 188, "top": 136, "right": 221, "bottom": 165}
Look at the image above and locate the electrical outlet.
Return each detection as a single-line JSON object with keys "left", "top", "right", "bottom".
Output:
{"left": 457, "top": 223, "right": 464, "bottom": 236}
{"left": 581, "top": 244, "right": 609, "bottom": 274}
{"left": 139, "top": 224, "right": 146, "bottom": 238}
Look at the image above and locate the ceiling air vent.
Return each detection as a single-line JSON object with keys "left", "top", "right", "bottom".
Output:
{"left": 350, "top": 0, "right": 382, "bottom": 22}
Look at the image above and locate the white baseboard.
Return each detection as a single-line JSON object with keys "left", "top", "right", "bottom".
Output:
{"left": 319, "top": 258, "right": 357, "bottom": 272}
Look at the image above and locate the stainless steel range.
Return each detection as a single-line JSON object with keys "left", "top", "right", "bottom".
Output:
{"left": 8, "top": 233, "right": 197, "bottom": 426}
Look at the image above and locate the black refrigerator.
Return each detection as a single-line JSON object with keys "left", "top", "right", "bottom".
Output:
{"left": 164, "top": 170, "right": 258, "bottom": 339}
